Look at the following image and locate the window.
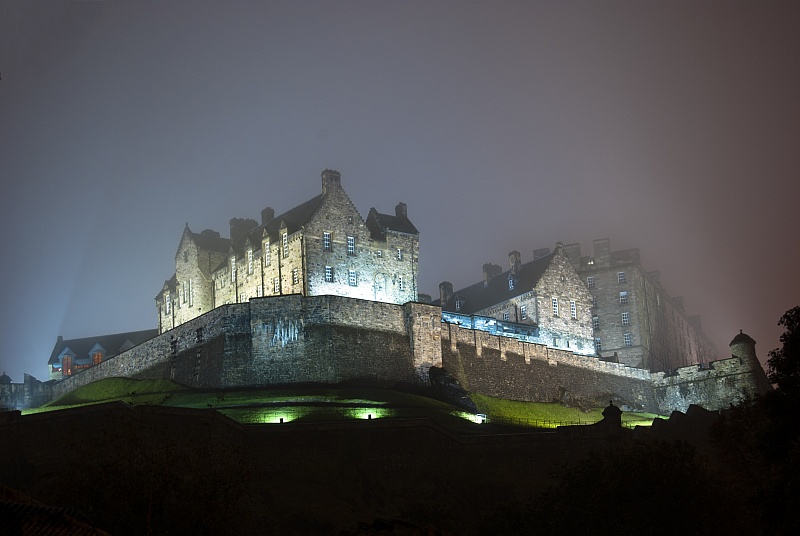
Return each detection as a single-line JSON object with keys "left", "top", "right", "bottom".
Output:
{"left": 624, "top": 332, "right": 633, "bottom": 347}
{"left": 230, "top": 256, "right": 236, "bottom": 283}
{"left": 347, "top": 235, "right": 355, "bottom": 255}
{"left": 622, "top": 312, "right": 630, "bottom": 326}
{"left": 376, "top": 250, "right": 382, "bottom": 258}
{"left": 292, "top": 268, "right": 299, "bottom": 285}
{"left": 619, "top": 291, "right": 628, "bottom": 304}
{"left": 595, "top": 338, "right": 602, "bottom": 352}
{"left": 592, "top": 316, "right": 600, "bottom": 330}
{"left": 247, "top": 249, "right": 254, "bottom": 274}
{"left": 508, "top": 277, "right": 515, "bottom": 290}
{"left": 587, "top": 276, "right": 595, "bottom": 289}
{"left": 553, "top": 337, "right": 560, "bottom": 347}
{"left": 92, "top": 351, "right": 103, "bottom": 366}
{"left": 256, "top": 284, "right": 262, "bottom": 297}
{"left": 282, "top": 232, "right": 288, "bottom": 258}
{"left": 274, "top": 278, "right": 280, "bottom": 294}
{"left": 398, "top": 275, "right": 404, "bottom": 291}
{"left": 188, "top": 279, "right": 193, "bottom": 306}
{"left": 570, "top": 300, "right": 577, "bottom": 319}
{"left": 165, "top": 293, "right": 171, "bottom": 315}
{"left": 397, "top": 248, "right": 403, "bottom": 260}
{"left": 348, "top": 270, "right": 357, "bottom": 286}
{"left": 264, "top": 242, "right": 270, "bottom": 266}
{"left": 239, "top": 293, "right": 245, "bottom": 303}
{"left": 323, "top": 232, "right": 332, "bottom": 251}
{"left": 325, "top": 266, "right": 333, "bottom": 282}
{"left": 455, "top": 299, "right": 463, "bottom": 311}
{"left": 182, "top": 281, "right": 188, "bottom": 303}
{"left": 552, "top": 297, "right": 559, "bottom": 316}
{"left": 618, "top": 271, "right": 626, "bottom": 284}
{"left": 503, "top": 311, "right": 509, "bottom": 321}
{"left": 592, "top": 295, "right": 598, "bottom": 308}
{"left": 520, "top": 304, "right": 527, "bottom": 320}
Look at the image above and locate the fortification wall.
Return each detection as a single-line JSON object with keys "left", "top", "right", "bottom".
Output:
{"left": 651, "top": 356, "right": 770, "bottom": 413}
{"left": 48, "top": 296, "right": 441, "bottom": 403}
{"left": 441, "top": 323, "right": 658, "bottom": 412}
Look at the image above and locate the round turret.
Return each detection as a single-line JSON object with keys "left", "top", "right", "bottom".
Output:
{"left": 730, "top": 330, "right": 757, "bottom": 364}
{"left": 0, "top": 371, "right": 11, "bottom": 384}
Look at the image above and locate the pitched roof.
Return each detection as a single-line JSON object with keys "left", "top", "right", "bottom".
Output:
{"left": 190, "top": 229, "right": 231, "bottom": 253}
{"left": 48, "top": 329, "right": 158, "bottom": 366}
{"left": 436, "top": 252, "right": 556, "bottom": 314}
{"left": 366, "top": 208, "right": 419, "bottom": 239}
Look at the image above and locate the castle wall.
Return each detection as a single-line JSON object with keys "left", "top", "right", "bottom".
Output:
{"left": 441, "top": 322, "right": 657, "bottom": 412}
{"left": 48, "top": 296, "right": 441, "bottom": 404}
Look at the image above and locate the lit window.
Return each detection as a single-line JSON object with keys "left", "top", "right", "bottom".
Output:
{"left": 282, "top": 232, "right": 288, "bottom": 257}
{"left": 376, "top": 250, "right": 382, "bottom": 258}
{"left": 622, "top": 312, "right": 630, "bottom": 326}
{"left": 247, "top": 249, "right": 254, "bottom": 274}
{"left": 292, "top": 268, "right": 299, "bottom": 285}
{"left": 503, "top": 311, "right": 509, "bottom": 321}
{"left": 552, "top": 297, "right": 559, "bottom": 316}
{"left": 397, "top": 248, "right": 403, "bottom": 260}
{"left": 347, "top": 236, "right": 355, "bottom": 255}
{"left": 264, "top": 242, "right": 270, "bottom": 266}
{"left": 348, "top": 270, "right": 357, "bottom": 286}
{"left": 230, "top": 256, "right": 236, "bottom": 283}
{"left": 520, "top": 304, "right": 527, "bottom": 320}
{"left": 570, "top": 300, "right": 577, "bottom": 319}
{"left": 587, "top": 276, "right": 595, "bottom": 289}
{"left": 624, "top": 332, "right": 633, "bottom": 347}
{"left": 92, "top": 352, "right": 103, "bottom": 366}
{"left": 398, "top": 275, "right": 404, "bottom": 291}
{"left": 455, "top": 299, "right": 463, "bottom": 311}
{"left": 618, "top": 271, "right": 626, "bottom": 284}
{"left": 165, "top": 293, "right": 171, "bottom": 314}
{"left": 508, "top": 277, "right": 515, "bottom": 290}
{"left": 592, "top": 316, "right": 600, "bottom": 330}
{"left": 325, "top": 266, "right": 333, "bottom": 282}
{"left": 323, "top": 232, "right": 332, "bottom": 251}
{"left": 619, "top": 291, "right": 628, "bottom": 305}
{"left": 595, "top": 337, "right": 602, "bottom": 352}
{"left": 274, "top": 278, "right": 280, "bottom": 294}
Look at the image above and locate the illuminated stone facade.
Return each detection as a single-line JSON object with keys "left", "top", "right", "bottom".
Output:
{"left": 561, "top": 239, "right": 718, "bottom": 372}
{"left": 156, "top": 170, "right": 419, "bottom": 334}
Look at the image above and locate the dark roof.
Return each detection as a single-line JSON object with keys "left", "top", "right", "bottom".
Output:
{"left": 190, "top": 229, "right": 230, "bottom": 253}
{"left": 0, "top": 372, "right": 10, "bottom": 384}
{"left": 435, "top": 253, "right": 555, "bottom": 314}
{"left": 48, "top": 329, "right": 158, "bottom": 366}
{"left": 730, "top": 330, "right": 756, "bottom": 346}
{"left": 366, "top": 208, "right": 419, "bottom": 239}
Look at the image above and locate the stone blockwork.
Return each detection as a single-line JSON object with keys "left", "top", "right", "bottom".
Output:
{"left": 50, "top": 295, "right": 441, "bottom": 403}
{"left": 0, "top": 374, "right": 52, "bottom": 410}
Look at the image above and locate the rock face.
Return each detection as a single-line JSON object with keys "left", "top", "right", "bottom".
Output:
{"left": 428, "top": 366, "right": 477, "bottom": 412}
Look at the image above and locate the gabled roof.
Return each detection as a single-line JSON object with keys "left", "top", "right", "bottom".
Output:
{"left": 436, "top": 252, "right": 556, "bottom": 314}
{"left": 190, "top": 229, "right": 231, "bottom": 253}
{"left": 366, "top": 208, "right": 419, "bottom": 239}
{"left": 48, "top": 329, "right": 158, "bottom": 366}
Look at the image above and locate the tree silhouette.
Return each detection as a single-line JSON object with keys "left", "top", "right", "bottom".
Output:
{"left": 767, "top": 306, "right": 800, "bottom": 395}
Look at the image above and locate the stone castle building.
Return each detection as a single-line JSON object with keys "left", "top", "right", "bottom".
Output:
{"left": 47, "top": 329, "right": 158, "bottom": 380}
{"left": 156, "top": 170, "right": 419, "bottom": 333}
{"left": 559, "top": 239, "right": 718, "bottom": 372}
{"left": 435, "top": 244, "right": 596, "bottom": 357}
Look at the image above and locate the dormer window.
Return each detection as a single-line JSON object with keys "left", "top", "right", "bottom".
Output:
{"left": 455, "top": 298, "right": 463, "bottom": 311}
{"left": 508, "top": 276, "right": 515, "bottom": 291}
{"left": 283, "top": 232, "right": 289, "bottom": 257}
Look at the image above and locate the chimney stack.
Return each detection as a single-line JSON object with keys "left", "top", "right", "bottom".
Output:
{"left": 261, "top": 207, "right": 275, "bottom": 225}
{"left": 439, "top": 281, "right": 454, "bottom": 306}
{"left": 395, "top": 202, "right": 408, "bottom": 219}
{"left": 508, "top": 250, "right": 522, "bottom": 277}
{"left": 482, "top": 263, "right": 502, "bottom": 287}
{"left": 321, "top": 169, "right": 341, "bottom": 194}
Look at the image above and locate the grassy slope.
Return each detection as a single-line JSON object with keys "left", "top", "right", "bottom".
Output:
{"left": 24, "top": 377, "right": 663, "bottom": 427}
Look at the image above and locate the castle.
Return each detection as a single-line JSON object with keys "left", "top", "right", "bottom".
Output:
{"left": 2, "top": 169, "right": 771, "bottom": 412}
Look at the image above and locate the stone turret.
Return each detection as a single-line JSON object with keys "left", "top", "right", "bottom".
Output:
{"left": 439, "top": 281, "right": 453, "bottom": 306}
{"left": 729, "top": 330, "right": 772, "bottom": 395}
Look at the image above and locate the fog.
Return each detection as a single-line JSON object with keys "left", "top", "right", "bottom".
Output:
{"left": 1, "top": 1, "right": 798, "bottom": 382}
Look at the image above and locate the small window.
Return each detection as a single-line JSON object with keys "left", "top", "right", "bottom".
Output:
{"left": 520, "top": 304, "right": 527, "bottom": 320}
{"left": 508, "top": 277, "right": 515, "bottom": 291}
{"left": 348, "top": 270, "right": 357, "bottom": 286}
{"left": 398, "top": 275, "right": 404, "bottom": 291}
{"left": 182, "top": 281, "right": 188, "bottom": 304}
{"left": 592, "top": 295, "right": 598, "bottom": 309}
{"left": 587, "top": 276, "right": 595, "bottom": 289}
{"left": 325, "top": 266, "right": 333, "bottom": 283}
{"left": 247, "top": 249, "right": 254, "bottom": 274}
{"left": 618, "top": 271, "right": 626, "bottom": 284}
{"left": 624, "top": 332, "right": 633, "bottom": 347}
{"left": 592, "top": 316, "right": 600, "bottom": 330}
{"left": 503, "top": 311, "right": 509, "bottom": 321}
{"left": 619, "top": 291, "right": 628, "bottom": 305}
{"left": 397, "top": 248, "right": 403, "bottom": 260}
{"left": 188, "top": 279, "right": 193, "bottom": 306}
{"left": 274, "top": 278, "right": 280, "bottom": 294}
{"left": 92, "top": 351, "right": 103, "bottom": 366}
{"left": 347, "top": 235, "right": 355, "bottom": 255}
{"left": 282, "top": 232, "right": 288, "bottom": 258}
{"left": 376, "top": 250, "right": 382, "bottom": 258}
{"left": 553, "top": 337, "right": 560, "bottom": 347}
{"left": 455, "top": 299, "right": 463, "bottom": 311}
{"left": 570, "top": 300, "right": 577, "bottom": 319}
{"left": 239, "top": 293, "right": 245, "bottom": 303}
{"left": 256, "top": 284, "right": 262, "bottom": 297}
{"left": 230, "top": 256, "right": 237, "bottom": 282}
{"left": 622, "top": 312, "right": 630, "bottom": 326}
{"left": 292, "top": 268, "right": 299, "bottom": 285}
{"left": 595, "top": 337, "right": 602, "bottom": 352}
{"left": 165, "top": 293, "right": 171, "bottom": 314}
{"left": 323, "top": 231, "right": 332, "bottom": 251}
{"left": 184, "top": 251, "right": 188, "bottom": 263}
{"left": 552, "top": 297, "right": 559, "bottom": 316}
{"left": 264, "top": 242, "right": 271, "bottom": 266}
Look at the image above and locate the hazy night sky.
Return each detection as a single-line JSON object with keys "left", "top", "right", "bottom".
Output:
{"left": 1, "top": 1, "right": 798, "bottom": 382}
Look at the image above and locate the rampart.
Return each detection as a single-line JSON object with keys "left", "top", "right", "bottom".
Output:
{"left": 49, "top": 295, "right": 442, "bottom": 402}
